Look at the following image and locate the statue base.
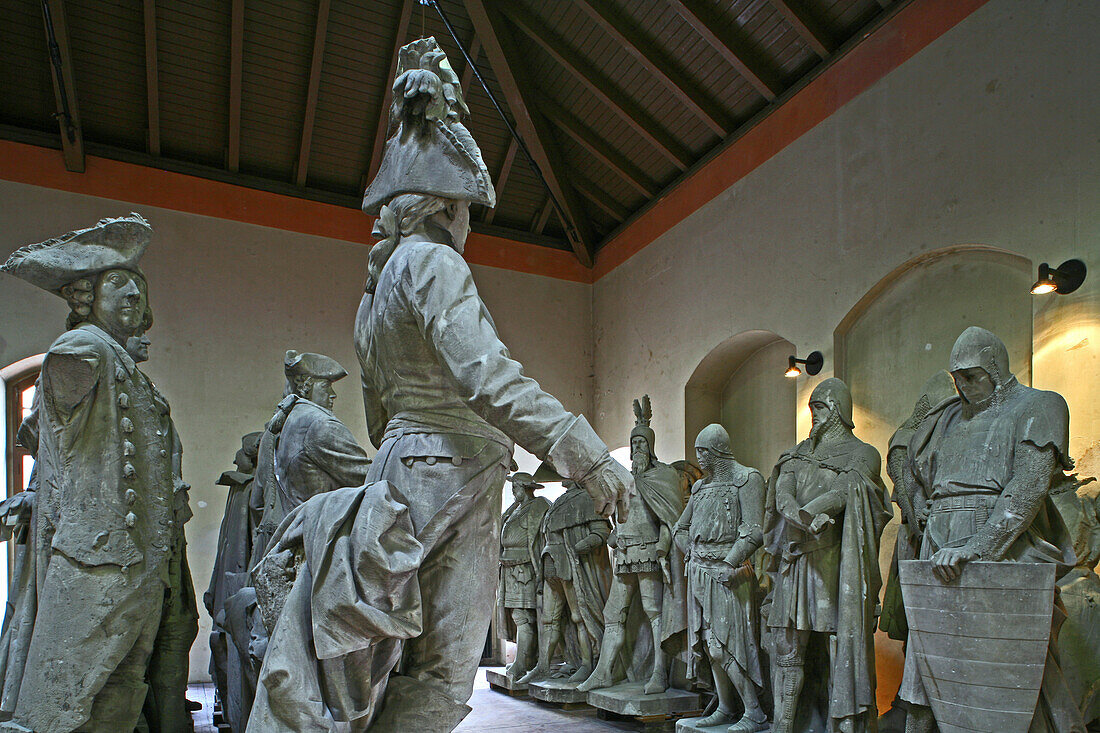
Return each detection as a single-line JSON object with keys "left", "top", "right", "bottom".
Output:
{"left": 587, "top": 681, "right": 703, "bottom": 723}
{"left": 529, "top": 678, "right": 590, "bottom": 706}
{"left": 485, "top": 667, "right": 529, "bottom": 696}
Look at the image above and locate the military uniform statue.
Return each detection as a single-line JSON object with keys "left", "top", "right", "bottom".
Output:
{"left": 518, "top": 477, "right": 612, "bottom": 685}
{"left": 674, "top": 425, "right": 767, "bottom": 732}
{"left": 899, "top": 327, "right": 1085, "bottom": 733}
{"left": 0, "top": 214, "right": 197, "bottom": 733}
{"left": 497, "top": 473, "right": 550, "bottom": 681}
{"left": 764, "top": 378, "right": 890, "bottom": 733}
{"left": 578, "top": 396, "right": 685, "bottom": 694}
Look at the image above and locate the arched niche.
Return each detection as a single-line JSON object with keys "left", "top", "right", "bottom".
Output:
{"left": 684, "top": 330, "right": 797, "bottom": 474}
{"left": 833, "top": 244, "right": 1032, "bottom": 708}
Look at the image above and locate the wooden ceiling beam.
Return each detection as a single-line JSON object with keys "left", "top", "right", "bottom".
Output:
{"left": 295, "top": 0, "right": 331, "bottom": 187}
{"left": 142, "top": 0, "right": 160, "bottom": 156}
{"left": 459, "top": 34, "right": 482, "bottom": 98}
{"left": 41, "top": 0, "right": 84, "bottom": 172}
{"left": 769, "top": 0, "right": 835, "bottom": 58}
{"left": 572, "top": 175, "right": 629, "bottom": 222}
{"left": 227, "top": 0, "right": 244, "bottom": 172}
{"left": 367, "top": 0, "right": 414, "bottom": 181}
{"left": 464, "top": 0, "right": 594, "bottom": 267}
{"left": 572, "top": 0, "right": 732, "bottom": 137}
{"left": 667, "top": 0, "right": 783, "bottom": 101}
{"left": 531, "top": 197, "right": 553, "bottom": 235}
{"left": 538, "top": 100, "right": 657, "bottom": 200}
{"left": 483, "top": 138, "right": 516, "bottom": 225}
{"left": 497, "top": 2, "right": 692, "bottom": 171}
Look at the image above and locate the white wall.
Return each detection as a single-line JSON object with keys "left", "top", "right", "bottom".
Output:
{"left": 0, "top": 180, "right": 594, "bottom": 680}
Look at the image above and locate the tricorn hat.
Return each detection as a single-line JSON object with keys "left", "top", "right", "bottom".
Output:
{"left": 284, "top": 350, "right": 347, "bottom": 382}
{"left": 361, "top": 37, "right": 495, "bottom": 215}
{"left": 507, "top": 471, "right": 544, "bottom": 491}
{"left": 2, "top": 213, "right": 151, "bottom": 294}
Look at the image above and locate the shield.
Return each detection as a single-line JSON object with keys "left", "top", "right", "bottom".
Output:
{"left": 899, "top": 560, "right": 1055, "bottom": 733}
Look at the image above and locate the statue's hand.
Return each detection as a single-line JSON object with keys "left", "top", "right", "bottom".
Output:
{"left": 808, "top": 513, "right": 834, "bottom": 534}
{"left": 579, "top": 455, "right": 633, "bottom": 520}
{"left": 929, "top": 545, "right": 978, "bottom": 583}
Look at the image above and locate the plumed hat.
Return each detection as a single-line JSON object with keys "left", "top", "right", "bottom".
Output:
{"left": 1, "top": 213, "right": 150, "bottom": 294}
{"left": 362, "top": 37, "right": 495, "bottom": 215}
{"left": 284, "top": 350, "right": 347, "bottom": 382}
{"left": 949, "top": 326, "right": 1012, "bottom": 386}
{"left": 630, "top": 394, "right": 657, "bottom": 457}
{"left": 809, "top": 377, "right": 854, "bottom": 429}
{"left": 507, "top": 472, "right": 544, "bottom": 491}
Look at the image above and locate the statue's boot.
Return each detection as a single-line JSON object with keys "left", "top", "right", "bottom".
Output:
{"left": 517, "top": 623, "right": 557, "bottom": 685}
{"left": 643, "top": 618, "right": 668, "bottom": 694}
{"left": 369, "top": 675, "right": 472, "bottom": 733}
{"left": 507, "top": 621, "right": 536, "bottom": 680}
{"left": 576, "top": 623, "right": 622, "bottom": 692}
{"left": 727, "top": 709, "right": 769, "bottom": 733}
{"left": 565, "top": 663, "right": 592, "bottom": 684}
{"left": 692, "top": 707, "right": 735, "bottom": 727}
{"left": 565, "top": 629, "right": 594, "bottom": 683}
{"left": 770, "top": 664, "right": 804, "bottom": 733}
{"left": 904, "top": 704, "right": 935, "bottom": 733}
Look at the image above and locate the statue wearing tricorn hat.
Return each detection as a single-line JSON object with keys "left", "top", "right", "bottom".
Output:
{"left": 246, "top": 37, "right": 631, "bottom": 732}
{"left": 496, "top": 472, "right": 551, "bottom": 682}
{"left": 0, "top": 215, "right": 196, "bottom": 732}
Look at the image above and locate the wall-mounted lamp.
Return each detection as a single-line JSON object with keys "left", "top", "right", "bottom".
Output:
{"left": 1031, "top": 259, "right": 1086, "bottom": 295}
{"left": 785, "top": 351, "right": 823, "bottom": 378}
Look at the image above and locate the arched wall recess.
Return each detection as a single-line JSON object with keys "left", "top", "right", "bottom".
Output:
{"left": 684, "top": 330, "right": 797, "bottom": 475}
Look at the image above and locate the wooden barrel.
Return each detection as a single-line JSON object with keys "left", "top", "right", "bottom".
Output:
{"left": 899, "top": 560, "right": 1055, "bottom": 733}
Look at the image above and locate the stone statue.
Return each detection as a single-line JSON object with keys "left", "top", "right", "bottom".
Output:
{"left": 578, "top": 395, "right": 686, "bottom": 695}
{"left": 0, "top": 215, "right": 197, "bottom": 732}
{"left": 247, "top": 37, "right": 630, "bottom": 733}
{"left": 518, "top": 476, "right": 613, "bottom": 685}
{"left": 205, "top": 431, "right": 262, "bottom": 730}
{"left": 899, "top": 327, "right": 1085, "bottom": 733}
{"left": 250, "top": 350, "right": 371, "bottom": 564}
{"left": 674, "top": 424, "right": 767, "bottom": 732}
{"left": 763, "top": 377, "right": 890, "bottom": 733}
{"left": 496, "top": 472, "right": 550, "bottom": 681}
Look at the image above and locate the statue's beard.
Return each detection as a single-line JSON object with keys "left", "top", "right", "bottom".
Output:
{"left": 810, "top": 410, "right": 845, "bottom": 449}
{"left": 632, "top": 451, "right": 650, "bottom": 476}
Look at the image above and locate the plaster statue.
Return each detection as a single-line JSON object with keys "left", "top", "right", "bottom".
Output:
{"left": 763, "top": 377, "right": 890, "bottom": 733}
{"left": 674, "top": 424, "right": 766, "bottom": 732}
{"left": 496, "top": 472, "right": 550, "bottom": 681}
{"left": 578, "top": 395, "right": 686, "bottom": 695}
{"left": 518, "top": 476, "right": 613, "bottom": 685}
{"left": 250, "top": 350, "right": 371, "bottom": 564}
{"left": 247, "top": 37, "right": 630, "bottom": 733}
{"left": 205, "top": 431, "right": 262, "bottom": 730}
{"left": 899, "top": 327, "right": 1085, "bottom": 733}
{"left": 0, "top": 215, "right": 197, "bottom": 733}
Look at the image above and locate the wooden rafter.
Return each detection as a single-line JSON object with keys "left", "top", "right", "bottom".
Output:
{"left": 572, "top": 0, "right": 731, "bottom": 137}
{"left": 464, "top": 0, "right": 594, "bottom": 267}
{"left": 483, "top": 138, "right": 516, "bottom": 225}
{"left": 531, "top": 197, "right": 554, "bottom": 235}
{"left": 142, "top": 0, "right": 160, "bottom": 156}
{"left": 295, "top": 0, "right": 331, "bottom": 187}
{"left": 459, "top": 35, "right": 482, "bottom": 98}
{"left": 770, "top": 0, "right": 835, "bottom": 58}
{"left": 41, "top": 0, "right": 83, "bottom": 172}
{"left": 368, "top": 0, "right": 413, "bottom": 181}
{"left": 498, "top": 3, "right": 692, "bottom": 171}
{"left": 538, "top": 100, "right": 657, "bottom": 200}
{"left": 667, "top": 0, "right": 782, "bottom": 101}
{"left": 227, "top": 0, "right": 244, "bottom": 172}
{"left": 572, "top": 175, "right": 629, "bottom": 222}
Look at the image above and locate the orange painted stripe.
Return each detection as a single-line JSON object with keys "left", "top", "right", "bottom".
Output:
{"left": 0, "top": 139, "right": 593, "bottom": 284}
{"left": 592, "top": 0, "right": 991, "bottom": 280}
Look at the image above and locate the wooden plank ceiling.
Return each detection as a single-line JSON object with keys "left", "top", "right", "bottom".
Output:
{"left": 0, "top": 0, "right": 895, "bottom": 265}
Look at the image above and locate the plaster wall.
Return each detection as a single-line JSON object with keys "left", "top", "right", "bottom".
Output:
{"left": 718, "top": 339, "right": 797, "bottom": 475}
{"left": 592, "top": 0, "right": 1100, "bottom": 708}
{"left": 0, "top": 180, "right": 594, "bottom": 680}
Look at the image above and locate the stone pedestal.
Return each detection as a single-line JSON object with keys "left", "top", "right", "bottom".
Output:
{"left": 485, "top": 667, "right": 528, "bottom": 696}
{"left": 529, "top": 678, "right": 590, "bottom": 706}
{"left": 587, "top": 681, "right": 703, "bottom": 719}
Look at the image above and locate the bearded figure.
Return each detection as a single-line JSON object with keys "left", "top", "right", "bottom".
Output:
{"left": 763, "top": 377, "right": 891, "bottom": 733}
{"left": 900, "top": 327, "right": 1084, "bottom": 733}
{"left": 578, "top": 396, "right": 685, "bottom": 694}
{"left": 674, "top": 424, "right": 767, "bottom": 732}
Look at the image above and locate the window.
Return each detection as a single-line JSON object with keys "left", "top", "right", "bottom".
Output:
{"left": 8, "top": 371, "right": 38, "bottom": 499}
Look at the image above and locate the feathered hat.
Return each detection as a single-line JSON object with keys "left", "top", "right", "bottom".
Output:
{"left": 2, "top": 213, "right": 151, "bottom": 294}
{"left": 361, "top": 37, "right": 496, "bottom": 215}
{"left": 631, "top": 394, "right": 656, "bottom": 457}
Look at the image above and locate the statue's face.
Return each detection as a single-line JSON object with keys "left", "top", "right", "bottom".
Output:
{"left": 308, "top": 379, "right": 336, "bottom": 410}
{"left": 126, "top": 334, "right": 151, "bottom": 363}
{"left": 446, "top": 201, "right": 471, "bottom": 253}
{"left": 809, "top": 400, "right": 832, "bottom": 428}
{"left": 93, "top": 269, "right": 147, "bottom": 339}
{"left": 630, "top": 435, "right": 650, "bottom": 459}
{"left": 511, "top": 484, "right": 528, "bottom": 503}
{"left": 695, "top": 446, "right": 713, "bottom": 474}
{"left": 951, "top": 367, "right": 994, "bottom": 404}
